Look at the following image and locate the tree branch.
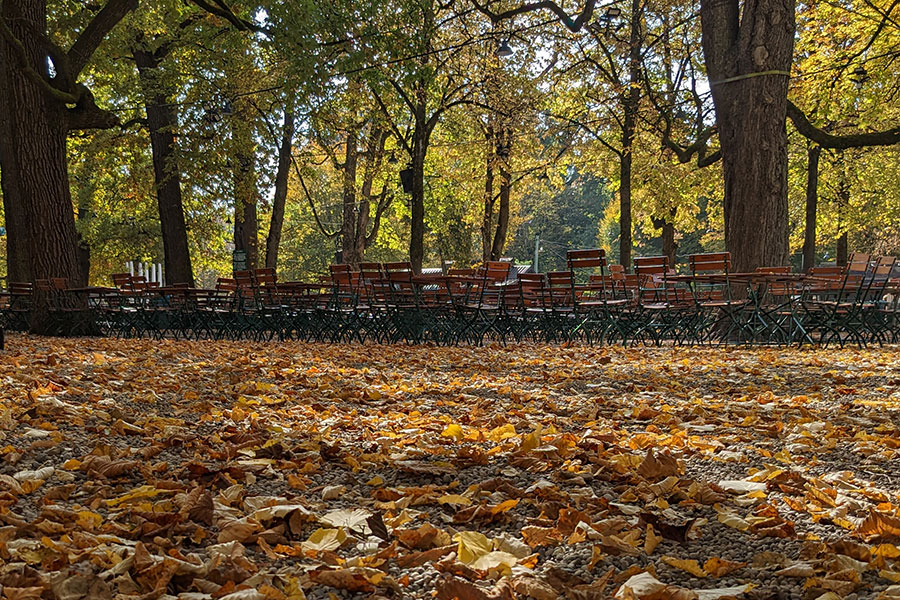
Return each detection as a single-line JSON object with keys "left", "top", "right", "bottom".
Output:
{"left": 67, "top": 83, "right": 120, "bottom": 130}
{"left": 67, "top": 0, "right": 139, "bottom": 78}
{"left": 292, "top": 159, "right": 340, "bottom": 238}
{"left": 188, "top": 0, "right": 272, "bottom": 36}
{"left": 787, "top": 100, "right": 900, "bottom": 149}
{"left": 471, "top": 0, "right": 597, "bottom": 32}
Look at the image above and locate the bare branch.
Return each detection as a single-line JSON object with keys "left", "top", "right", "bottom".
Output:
{"left": 787, "top": 100, "right": 900, "bottom": 149}
{"left": 471, "top": 0, "right": 597, "bottom": 33}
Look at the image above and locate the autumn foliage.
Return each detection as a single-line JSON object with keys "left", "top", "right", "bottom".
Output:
{"left": 1, "top": 337, "right": 900, "bottom": 599}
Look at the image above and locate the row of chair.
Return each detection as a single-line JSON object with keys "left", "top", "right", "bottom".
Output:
{"left": 1, "top": 251, "right": 898, "bottom": 346}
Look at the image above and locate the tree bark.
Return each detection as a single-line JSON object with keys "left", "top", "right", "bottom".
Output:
{"left": 661, "top": 219, "right": 676, "bottom": 266}
{"left": 1, "top": 0, "right": 82, "bottom": 293}
{"left": 232, "top": 105, "right": 259, "bottom": 271}
{"left": 76, "top": 204, "right": 91, "bottom": 285}
{"left": 835, "top": 155, "right": 849, "bottom": 267}
{"left": 700, "top": 0, "right": 795, "bottom": 272}
{"left": 357, "top": 127, "right": 389, "bottom": 261}
{"left": 408, "top": 91, "right": 428, "bottom": 274}
{"left": 836, "top": 232, "right": 848, "bottom": 266}
{"left": 134, "top": 47, "right": 194, "bottom": 286}
{"left": 265, "top": 110, "right": 294, "bottom": 270}
{"left": 481, "top": 127, "right": 495, "bottom": 263}
{"left": 801, "top": 144, "right": 820, "bottom": 272}
{"left": 490, "top": 130, "right": 512, "bottom": 261}
{"left": 619, "top": 0, "right": 642, "bottom": 273}
{"left": 0, "top": 50, "right": 30, "bottom": 283}
{"left": 340, "top": 128, "right": 360, "bottom": 267}
{"left": 619, "top": 149, "right": 633, "bottom": 272}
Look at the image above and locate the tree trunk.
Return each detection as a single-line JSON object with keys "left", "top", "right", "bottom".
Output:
{"left": 490, "top": 131, "right": 512, "bottom": 261}
{"left": 265, "top": 111, "right": 294, "bottom": 270}
{"left": 619, "top": 150, "right": 633, "bottom": 272}
{"left": 409, "top": 107, "right": 427, "bottom": 274}
{"left": 700, "top": 0, "right": 795, "bottom": 273}
{"left": 619, "top": 0, "right": 641, "bottom": 273}
{"left": 835, "top": 157, "right": 850, "bottom": 266}
{"left": 0, "top": 57, "right": 30, "bottom": 283}
{"left": 836, "top": 233, "right": 848, "bottom": 266}
{"left": 481, "top": 128, "right": 495, "bottom": 263}
{"left": 801, "top": 144, "right": 820, "bottom": 272}
{"left": 134, "top": 48, "right": 194, "bottom": 286}
{"left": 652, "top": 210, "right": 678, "bottom": 267}
{"left": 340, "top": 129, "right": 360, "bottom": 267}
{"left": 76, "top": 205, "right": 91, "bottom": 284}
{"left": 232, "top": 108, "right": 259, "bottom": 271}
{"left": 357, "top": 127, "right": 388, "bottom": 261}
{"left": 1, "top": 0, "right": 82, "bottom": 297}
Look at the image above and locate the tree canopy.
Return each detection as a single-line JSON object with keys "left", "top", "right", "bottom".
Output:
{"left": 1, "top": 0, "right": 899, "bottom": 289}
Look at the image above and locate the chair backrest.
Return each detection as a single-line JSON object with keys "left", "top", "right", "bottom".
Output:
{"left": 330, "top": 264, "right": 354, "bottom": 290}
{"left": 848, "top": 252, "right": 872, "bottom": 274}
{"left": 808, "top": 265, "right": 845, "bottom": 278}
{"left": 517, "top": 273, "right": 547, "bottom": 307}
{"left": 872, "top": 255, "right": 897, "bottom": 279}
{"left": 633, "top": 256, "right": 669, "bottom": 276}
{"left": 546, "top": 271, "right": 575, "bottom": 307}
{"left": 447, "top": 268, "right": 476, "bottom": 277}
{"left": 253, "top": 268, "right": 277, "bottom": 286}
{"left": 234, "top": 271, "right": 254, "bottom": 299}
{"left": 50, "top": 277, "right": 69, "bottom": 290}
{"left": 130, "top": 275, "right": 149, "bottom": 291}
{"left": 359, "top": 262, "right": 383, "bottom": 282}
{"left": 688, "top": 252, "right": 731, "bottom": 274}
{"left": 482, "top": 261, "right": 512, "bottom": 283}
{"left": 111, "top": 273, "right": 133, "bottom": 289}
{"left": 216, "top": 278, "right": 237, "bottom": 293}
{"left": 9, "top": 282, "right": 33, "bottom": 295}
{"left": 566, "top": 248, "right": 608, "bottom": 273}
{"left": 383, "top": 261, "right": 412, "bottom": 274}
{"left": 755, "top": 266, "right": 790, "bottom": 274}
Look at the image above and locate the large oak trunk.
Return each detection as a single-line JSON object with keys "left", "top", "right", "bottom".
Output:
{"left": 134, "top": 48, "right": 194, "bottom": 286}
{"left": 0, "top": 68, "right": 31, "bottom": 283}
{"left": 700, "top": 0, "right": 795, "bottom": 272}
{"left": 2, "top": 0, "right": 82, "bottom": 295}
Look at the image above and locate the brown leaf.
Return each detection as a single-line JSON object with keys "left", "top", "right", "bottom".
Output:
{"left": 510, "top": 575, "right": 558, "bottom": 600}
{"left": 81, "top": 455, "right": 140, "bottom": 478}
{"left": 640, "top": 513, "right": 697, "bottom": 544}
{"left": 856, "top": 509, "right": 900, "bottom": 542}
{"left": 637, "top": 450, "right": 681, "bottom": 481}
{"left": 396, "top": 545, "right": 455, "bottom": 568}
{"left": 181, "top": 486, "right": 214, "bottom": 526}
{"left": 435, "top": 575, "right": 515, "bottom": 600}
{"left": 521, "top": 525, "right": 562, "bottom": 548}
{"left": 703, "top": 557, "right": 747, "bottom": 577}
{"left": 367, "top": 512, "right": 391, "bottom": 541}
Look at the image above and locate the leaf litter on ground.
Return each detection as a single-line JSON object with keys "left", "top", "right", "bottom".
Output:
{"left": 0, "top": 336, "right": 898, "bottom": 598}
